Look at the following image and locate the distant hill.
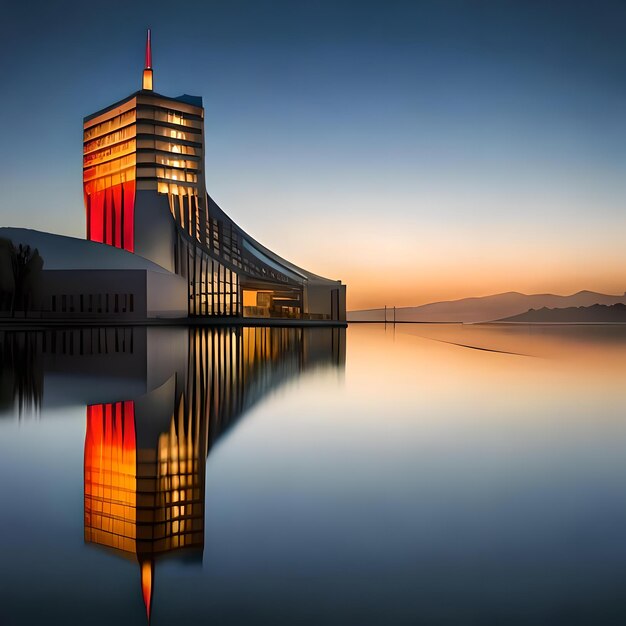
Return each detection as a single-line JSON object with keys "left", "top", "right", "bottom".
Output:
{"left": 348, "top": 291, "right": 626, "bottom": 323}
{"left": 498, "top": 303, "right": 626, "bottom": 323}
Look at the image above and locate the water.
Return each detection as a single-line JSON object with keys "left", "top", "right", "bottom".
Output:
{"left": 1, "top": 323, "right": 626, "bottom": 625}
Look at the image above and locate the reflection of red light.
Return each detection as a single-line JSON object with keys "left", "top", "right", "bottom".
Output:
{"left": 85, "top": 400, "right": 137, "bottom": 527}
{"left": 84, "top": 401, "right": 137, "bottom": 554}
{"left": 85, "top": 180, "right": 135, "bottom": 252}
{"left": 141, "top": 560, "right": 154, "bottom": 621}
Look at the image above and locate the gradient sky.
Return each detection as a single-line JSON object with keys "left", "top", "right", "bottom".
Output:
{"left": 1, "top": 0, "right": 626, "bottom": 309}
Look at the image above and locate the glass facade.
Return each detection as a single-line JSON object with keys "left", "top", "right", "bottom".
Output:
{"left": 134, "top": 98, "right": 207, "bottom": 248}
{"left": 176, "top": 233, "right": 239, "bottom": 316}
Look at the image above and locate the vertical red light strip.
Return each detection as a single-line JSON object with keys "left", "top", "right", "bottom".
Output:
{"left": 113, "top": 184, "right": 123, "bottom": 248}
{"left": 85, "top": 191, "right": 92, "bottom": 240}
{"left": 123, "top": 181, "right": 136, "bottom": 253}
{"left": 87, "top": 190, "right": 105, "bottom": 243}
{"left": 105, "top": 187, "right": 114, "bottom": 245}
{"left": 85, "top": 182, "right": 135, "bottom": 252}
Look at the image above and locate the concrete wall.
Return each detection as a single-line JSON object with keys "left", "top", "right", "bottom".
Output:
{"left": 304, "top": 283, "right": 330, "bottom": 319}
{"left": 305, "top": 281, "right": 345, "bottom": 320}
{"left": 146, "top": 270, "right": 187, "bottom": 318}
{"left": 40, "top": 269, "right": 147, "bottom": 319}
{"left": 134, "top": 190, "right": 177, "bottom": 273}
{"left": 338, "top": 284, "right": 347, "bottom": 322}
{"left": 34, "top": 268, "right": 187, "bottom": 320}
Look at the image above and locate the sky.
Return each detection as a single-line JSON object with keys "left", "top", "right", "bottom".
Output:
{"left": 1, "top": 0, "right": 626, "bottom": 310}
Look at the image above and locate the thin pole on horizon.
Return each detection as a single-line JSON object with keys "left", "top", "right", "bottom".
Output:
{"left": 394, "top": 306, "right": 396, "bottom": 325}
{"left": 384, "top": 305, "right": 387, "bottom": 326}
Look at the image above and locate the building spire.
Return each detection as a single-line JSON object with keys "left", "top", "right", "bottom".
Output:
{"left": 145, "top": 28, "right": 152, "bottom": 69}
{"left": 142, "top": 28, "right": 153, "bottom": 91}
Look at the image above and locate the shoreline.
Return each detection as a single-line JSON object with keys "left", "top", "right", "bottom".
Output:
{"left": 347, "top": 320, "right": 626, "bottom": 326}
{"left": 0, "top": 317, "right": 347, "bottom": 330}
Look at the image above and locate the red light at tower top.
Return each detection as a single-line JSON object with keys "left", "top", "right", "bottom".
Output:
{"left": 142, "top": 29, "right": 153, "bottom": 90}
{"left": 145, "top": 28, "right": 152, "bottom": 69}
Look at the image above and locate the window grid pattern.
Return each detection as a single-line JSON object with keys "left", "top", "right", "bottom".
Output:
{"left": 176, "top": 233, "right": 240, "bottom": 317}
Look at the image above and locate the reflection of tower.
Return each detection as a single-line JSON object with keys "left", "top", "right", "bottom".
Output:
{"left": 81, "top": 326, "right": 345, "bottom": 621}
{"left": 84, "top": 388, "right": 207, "bottom": 620}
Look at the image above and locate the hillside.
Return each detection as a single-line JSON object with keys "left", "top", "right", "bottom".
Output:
{"left": 348, "top": 291, "right": 626, "bottom": 323}
{"left": 498, "top": 303, "right": 626, "bottom": 323}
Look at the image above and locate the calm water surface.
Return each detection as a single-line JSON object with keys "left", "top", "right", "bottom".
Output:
{"left": 1, "top": 323, "right": 626, "bottom": 625}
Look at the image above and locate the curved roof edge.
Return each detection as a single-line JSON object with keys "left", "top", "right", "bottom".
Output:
{"left": 206, "top": 195, "right": 342, "bottom": 286}
{"left": 0, "top": 228, "right": 171, "bottom": 273}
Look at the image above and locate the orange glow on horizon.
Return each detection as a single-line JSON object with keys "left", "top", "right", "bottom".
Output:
{"left": 290, "top": 241, "right": 626, "bottom": 311}
{"left": 237, "top": 202, "right": 626, "bottom": 312}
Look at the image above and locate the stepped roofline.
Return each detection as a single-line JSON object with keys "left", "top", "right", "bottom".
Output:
{"left": 84, "top": 90, "right": 203, "bottom": 124}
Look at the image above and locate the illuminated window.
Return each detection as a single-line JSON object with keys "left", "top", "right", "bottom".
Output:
{"left": 167, "top": 111, "right": 184, "bottom": 126}
{"left": 84, "top": 110, "right": 136, "bottom": 141}
{"left": 84, "top": 125, "right": 136, "bottom": 154}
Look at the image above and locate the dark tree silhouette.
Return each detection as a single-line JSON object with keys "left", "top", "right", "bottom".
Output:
{"left": 0, "top": 238, "right": 44, "bottom": 318}
{"left": 0, "top": 238, "right": 14, "bottom": 314}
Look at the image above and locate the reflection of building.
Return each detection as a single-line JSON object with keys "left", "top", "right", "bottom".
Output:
{"left": 75, "top": 326, "right": 345, "bottom": 620}
{"left": 84, "top": 395, "right": 206, "bottom": 621}
{"left": 83, "top": 327, "right": 344, "bottom": 619}
{"left": 0, "top": 30, "right": 346, "bottom": 322}
{"left": 0, "top": 325, "right": 344, "bottom": 618}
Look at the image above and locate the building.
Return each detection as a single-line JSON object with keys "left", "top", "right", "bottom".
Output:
{"left": 0, "top": 30, "right": 346, "bottom": 323}
{"left": 82, "top": 29, "right": 345, "bottom": 322}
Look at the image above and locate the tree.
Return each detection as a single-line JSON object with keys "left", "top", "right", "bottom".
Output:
{"left": 0, "top": 239, "right": 44, "bottom": 318}
{"left": 0, "top": 238, "right": 15, "bottom": 315}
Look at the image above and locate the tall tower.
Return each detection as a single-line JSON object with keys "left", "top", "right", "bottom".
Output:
{"left": 83, "top": 28, "right": 206, "bottom": 267}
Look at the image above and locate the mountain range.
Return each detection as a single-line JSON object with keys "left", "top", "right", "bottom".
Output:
{"left": 498, "top": 303, "right": 626, "bottom": 323}
{"left": 348, "top": 291, "right": 626, "bottom": 324}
